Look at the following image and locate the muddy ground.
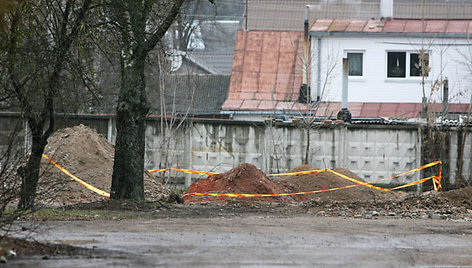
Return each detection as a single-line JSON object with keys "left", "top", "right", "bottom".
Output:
{"left": 7, "top": 203, "right": 472, "bottom": 268}
{"left": 7, "top": 125, "right": 472, "bottom": 267}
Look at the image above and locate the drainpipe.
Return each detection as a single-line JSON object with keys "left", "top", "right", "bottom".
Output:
{"left": 298, "top": 5, "right": 311, "bottom": 103}
{"left": 337, "top": 58, "right": 352, "bottom": 123}
{"left": 245, "top": 0, "right": 248, "bottom": 31}
{"left": 442, "top": 78, "right": 449, "bottom": 118}
{"left": 316, "top": 36, "right": 322, "bottom": 102}
{"left": 303, "top": 5, "right": 309, "bottom": 86}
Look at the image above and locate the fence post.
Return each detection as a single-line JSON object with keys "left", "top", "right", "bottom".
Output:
{"left": 416, "top": 126, "right": 423, "bottom": 195}
{"left": 184, "top": 122, "right": 193, "bottom": 188}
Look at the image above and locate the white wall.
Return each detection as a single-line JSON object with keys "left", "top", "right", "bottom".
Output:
{"left": 311, "top": 35, "right": 472, "bottom": 104}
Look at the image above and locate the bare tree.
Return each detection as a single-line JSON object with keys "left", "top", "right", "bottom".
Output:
{"left": 104, "top": 0, "right": 214, "bottom": 200}
{"left": 0, "top": 0, "right": 94, "bottom": 209}
{"left": 0, "top": 120, "right": 25, "bottom": 234}
{"left": 295, "top": 45, "right": 338, "bottom": 165}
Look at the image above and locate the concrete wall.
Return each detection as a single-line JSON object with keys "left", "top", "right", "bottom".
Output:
{"left": 143, "top": 120, "right": 426, "bottom": 187}
{"left": 448, "top": 129, "right": 472, "bottom": 185}
{"left": 311, "top": 35, "right": 471, "bottom": 104}
{"left": 1, "top": 113, "right": 469, "bottom": 189}
{"left": 0, "top": 114, "right": 28, "bottom": 170}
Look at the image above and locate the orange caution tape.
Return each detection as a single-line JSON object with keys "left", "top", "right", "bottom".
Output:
{"left": 148, "top": 168, "right": 170, "bottom": 173}
{"left": 185, "top": 183, "right": 370, "bottom": 197}
{"left": 268, "top": 169, "right": 327, "bottom": 177}
{"left": 154, "top": 161, "right": 441, "bottom": 181}
{"left": 43, "top": 152, "right": 441, "bottom": 199}
{"left": 149, "top": 168, "right": 218, "bottom": 176}
{"left": 42, "top": 154, "right": 110, "bottom": 198}
{"left": 185, "top": 161, "right": 442, "bottom": 197}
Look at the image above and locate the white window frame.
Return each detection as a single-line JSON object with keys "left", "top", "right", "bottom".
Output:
{"left": 385, "top": 50, "right": 431, "bottom": 81}
{"left": 344, "top": 50, "right": 365, "bottom": 81}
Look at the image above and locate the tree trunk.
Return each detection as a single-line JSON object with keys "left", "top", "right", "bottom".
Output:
{"left": 110, "top": 57, "right": 148, "bottom": 200}
{"left": 18, "top": 126, "right": 48, "bottom": 210}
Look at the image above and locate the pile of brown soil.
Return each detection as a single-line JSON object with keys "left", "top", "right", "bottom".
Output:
{"left": 281, "top": 165, "right": 401, "bottom": 202}
{"left": 184, "top": 163, "right": 300, "bottom": 204}
{"left": 440, "top": 187, "right": 472, "bottom": 207}
{"left": 37, "top": 125, "right": 170, "bottom": 206}
{"left": 404, "top": 187, "right": 472, "bottom": 210}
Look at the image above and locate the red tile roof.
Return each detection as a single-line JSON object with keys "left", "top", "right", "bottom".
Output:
{"left": 224, "top": 29, "right": 471, "bottom": 118}
{"left": 222, "top": 30, "right": 305, "bottom": 111}
{"left": 310, "top": 19, "right": 472, "bottom": 35}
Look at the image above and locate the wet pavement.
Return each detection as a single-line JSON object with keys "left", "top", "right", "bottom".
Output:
{"left": 10, "top": 215, "right": 472, "bottom": 267}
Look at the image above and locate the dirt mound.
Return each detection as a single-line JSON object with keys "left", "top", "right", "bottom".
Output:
{"left": 440, "top": 187, "right": 472, "bottom": 207}
{"left": 282, "top": 165, "right": 400, "bottom": 202}
{"left": 404, "top": 187, "right": 472, "bottom": 210}
{"left": 37, "top": 124, "right": 170, "bottom": 205}
{"left": 184, "top": 163, "right": 300, "bottom": 204}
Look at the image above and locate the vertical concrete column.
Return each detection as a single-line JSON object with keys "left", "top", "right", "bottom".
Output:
{"left": 334, "top": 127, "right": 343, "bottom": 168}
{"left": 184, "top": 122, "right": 193, "bottom": 188}
{"left": 107, "top": 117, "right": 113, "bottom": 144}
{"left": 107, "top": 116, "right": 116, "bottom": 145}
{"left": 341, "top": 125, "right": 348, "bottom": 168}
{"left": 416, "top": 127, "right": 423, "bottom": 195}
{"left": 24, "top": 120, "right": 31, "bottom": 155}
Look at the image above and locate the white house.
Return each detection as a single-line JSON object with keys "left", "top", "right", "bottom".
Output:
{"left": 310, "top": 18, "right": 472, "bottom": 105}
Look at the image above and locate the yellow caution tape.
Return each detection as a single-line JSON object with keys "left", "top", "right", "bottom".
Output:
{"left": 268, "top": 169, "right": 327, "bottom": 177}
{"left": 149, "top": 168, "right": 218, "bottom": 176}
{"left": 155, "top": 161, "right": 442, "bottom": 180}
{"left": 148, "top": 168, "right": 170, "bottom": 173}
{"left": 42, "top": 152, "right": 441, "bottom": 199}
{"left": 42, "top": 154, "right": 110, "bottom": 198}
{"left": 184, "top": 161, "right": 443, "bottom": 197}
{"left": 185, "top": 183, "right": 370, "bottom": 197}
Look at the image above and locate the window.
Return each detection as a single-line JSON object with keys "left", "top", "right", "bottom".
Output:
{"left": 387, "top": 52, "right": 406, "bottom": 77}
{"left": 387, "top": 51, "right": 430, "bottom": 78}
{"left": 410, "top": 52, "right": 429, "bottom": 77}
{"left": 347, "top": 52, "right": 363, "bottom": 76}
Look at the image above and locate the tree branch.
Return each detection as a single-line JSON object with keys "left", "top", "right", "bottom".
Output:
{"left": 140, "top": 0, "right": 185, "bottom": 58}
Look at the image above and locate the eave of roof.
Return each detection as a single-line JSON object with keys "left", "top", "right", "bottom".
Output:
{"left": 309, "top": 19, "right": 472, "bottom": 38}
{"left": 222, "top": 101, "right": 471, "bottom": 119}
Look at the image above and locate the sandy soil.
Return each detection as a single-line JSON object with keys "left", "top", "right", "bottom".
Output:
{"left": 38, "top": 124, "right": 171, "bottom": 205}
{"left": 8, "top": 205, "right": 472, "bottom": 268}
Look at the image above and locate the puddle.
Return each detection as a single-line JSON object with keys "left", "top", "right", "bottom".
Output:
{"left": 54, "top": 239, "right": 101, "bottom": 245}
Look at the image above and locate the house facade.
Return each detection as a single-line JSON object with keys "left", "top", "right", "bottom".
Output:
{"left": 310, "top": 19, "right": 472, "bottom": 106}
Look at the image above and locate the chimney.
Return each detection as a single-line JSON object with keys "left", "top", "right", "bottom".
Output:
{"left": 337, "top": 58, "right": 351, "bottom": 123}
{"left": 299, "top": 4, "right": 311, "bottom": 103}
{"left": 380, "top": 0, "right": 393, "bottom": 18}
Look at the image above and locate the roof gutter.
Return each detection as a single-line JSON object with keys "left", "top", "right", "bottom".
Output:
{"left": 221, "top": 110, "right": 296, "bottom": 115}
{"left": 309, "top": 31, "right": 472, "bottom": 39}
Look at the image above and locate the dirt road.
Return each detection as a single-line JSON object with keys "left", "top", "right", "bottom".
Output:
{"left": 10, "top": 209, "right": 472, "bottom": 268}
